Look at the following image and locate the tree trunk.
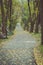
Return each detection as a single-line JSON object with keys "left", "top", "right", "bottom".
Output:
{"left": 0, "top": 0, "right": 6, "bottom": 36}
{"left": 28, "top": 0, "right": 34, "bottom": 32}
{"left": 35, "top": 14, "right": 40, "bottom": 33}
{"left": 33, "top": 0, "right": 40, "bottom": 33}
{"left": 9, "top": 0, "right": 12, "bottom": 32}
{"left": 40, "top": 0, "right": 43, "bottom": 45}
{"left": 30, "top": 22, "right": 34, "bottom": 32}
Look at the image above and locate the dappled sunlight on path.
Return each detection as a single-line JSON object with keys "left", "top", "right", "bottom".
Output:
{"left": 0, "top": 23, "right": 37, "bottom": 65}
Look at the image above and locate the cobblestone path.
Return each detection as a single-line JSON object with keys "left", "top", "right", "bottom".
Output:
{"left": 0, "top": 23, "right": 37, "bottom": 65}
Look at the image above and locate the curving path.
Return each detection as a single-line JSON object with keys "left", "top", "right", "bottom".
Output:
{"left": 0, "top": 23, "right": 37, "bottom": 65}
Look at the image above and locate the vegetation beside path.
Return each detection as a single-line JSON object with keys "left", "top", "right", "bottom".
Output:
{"left": 31, "top": 33, "right": 43, "bottom": 65}
{"left": 0, "top": 30, "right": 16, "bottom": 47}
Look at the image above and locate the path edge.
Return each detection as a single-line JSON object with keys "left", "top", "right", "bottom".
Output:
{"left": 34, "top": 47, "right": 43, "bottom": 65}
{"left": 0, "top": 30, "right": 16, "bottom": 48}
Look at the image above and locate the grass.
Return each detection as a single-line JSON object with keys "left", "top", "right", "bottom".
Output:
{"left": 0, "top": 37, "right": 10, "bottom": 46}
{"left": 31, "top": 33, "right": 41, "bottom": 39}
{"left": 0, "top": 38, "right": 9, "bottom": 48}
{"left": 0, "top": 38, "right": 8, "bottom": 44}
{"left": 31, "top": 33, "right": 43, "bottom": 56}
{"left": 0, "top": 33, "right": 13, "bottom": 44}
{"left": 30, "top": 33, "right": 41, "bottom": 45}
{"left": 39, "top": 45, "right": 43, "bottom": 56}
{"left": 31, "top": 32, "right": 43, "bottom": 65}
{"left": 0, "top": 30, "right": 16, "bottom": 45}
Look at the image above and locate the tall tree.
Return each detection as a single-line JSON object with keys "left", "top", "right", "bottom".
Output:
{"left": 35, "top": 0, "right": 40, "bottom": 33}
{"left": 0, "top": 0, "right": 7, "bottom": 37}
{"left": 40, "top": 0, "right": 43, "bottom": 45}
{"left": 28, "top": 0, "right": 34, "bottom": 32}
{"left": 9, "top": 0, "right": 12, "bottom": 32}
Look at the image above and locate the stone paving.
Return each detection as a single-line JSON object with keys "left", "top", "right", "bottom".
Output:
{"left": 0, "top": 23, "right": 37, "bottom": 65}
{"left": 0, "top": 48, "right": 36, "bottom": 65}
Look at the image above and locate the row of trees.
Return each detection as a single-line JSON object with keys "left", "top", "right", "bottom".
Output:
{"left": 0, "top": 0, "right": 12, "bottom": 38}
{"left": 28, "top": 0, "right": 43, "bottom": 45}
{"left": 27, "top": 0, "right": 43, "bottom": 45}
{"left": 0, "top": 0, "right": 21, "bottom": 38}
{"left": 21, "top": 0, "right": 43, "bottom": 45}
{"left": 0, "top": 0, "right": 43, "bottom": 45}
{"left": 27, "top": 0, "right": 40, "bottom": 33}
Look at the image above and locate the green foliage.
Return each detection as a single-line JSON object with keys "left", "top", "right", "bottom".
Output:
{"left": 21, "top": 1, "right": 29, "bottom": 27}
{"left": 39, "top": 45, "right": 43, "bottom": 55}
{"left": 30, "top": 1, "right": 34, "bottom": 15}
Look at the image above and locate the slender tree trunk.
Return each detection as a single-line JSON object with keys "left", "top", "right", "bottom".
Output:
{"left": 35, "top": 0, "right": 40, "bottom": 33}
{"left": 35, "top": 14, "right": 40, "bottom": 33}
{"left": 30, "top": 22, "right": 34, "bottom": 32}
{"left": 9, "top": 0, "right": 12, "bottom": 32}
{"left": 0, "top": 0, "right": 6, "bottom": 36}
{"left": 28, "top": 0, "right": 34, "bottom": 32}
{"left": 40, "top": 0, "right": 43, "bottom": 45}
